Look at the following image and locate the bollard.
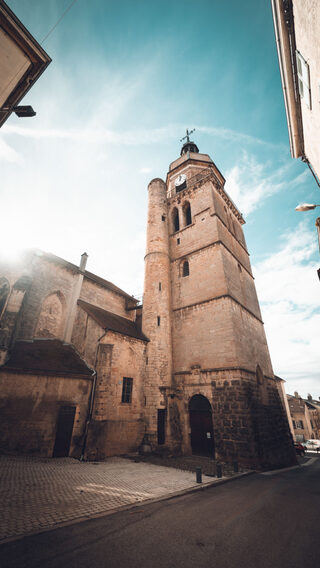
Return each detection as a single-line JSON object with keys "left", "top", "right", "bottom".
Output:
{"left": 233, "top": 461, "right": 239, "bottom": 473}
{"left": 196, "top": 467, "right": 202, "bottom": 483}
{"left": 216, "top": 463, "right": 222, "bottom": 478}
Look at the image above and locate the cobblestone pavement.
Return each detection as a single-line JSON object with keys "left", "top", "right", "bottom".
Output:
{"left": 0, "top": 455, "right": 220, "bottom": 543}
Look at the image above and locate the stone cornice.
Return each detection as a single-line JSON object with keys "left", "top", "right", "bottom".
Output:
{"left": 172, "top": 293, "right": 263, "bottom": 324}
{"left": 173, "top": 367, "right": 275, "bottom": 381}
{"left": 171, "top": 239, "right": 253, "bottom": 279}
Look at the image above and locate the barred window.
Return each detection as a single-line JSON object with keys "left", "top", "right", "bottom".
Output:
{"left": 121, "top": 377, "right": 133, "bottom": 403}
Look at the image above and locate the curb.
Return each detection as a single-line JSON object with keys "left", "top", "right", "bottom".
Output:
{"left": 260, "top": 456, "right": 317, "bottom": 476}
{"left": 0, "top": 471, "right": 255, "bottom": 546}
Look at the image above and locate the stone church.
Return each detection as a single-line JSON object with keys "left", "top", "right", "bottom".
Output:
{"left": 0, "top": 138, "right": 296, "bottom": 469}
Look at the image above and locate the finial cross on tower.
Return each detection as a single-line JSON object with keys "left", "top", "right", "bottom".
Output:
{"left": 180, "top": 128, "right": 195, "bottom": 143}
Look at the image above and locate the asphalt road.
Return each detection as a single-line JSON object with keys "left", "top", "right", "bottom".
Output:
{"left": 1, "top": 457, "right": 320, "bottom": 568}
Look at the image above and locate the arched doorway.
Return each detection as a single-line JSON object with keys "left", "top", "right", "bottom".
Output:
{"left": 188, "top": 394, "right": 215, "bottom": 457}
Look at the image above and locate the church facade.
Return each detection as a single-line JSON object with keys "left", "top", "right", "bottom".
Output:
{"left": 0, "top": 140, "right": 296, "bottom": 469}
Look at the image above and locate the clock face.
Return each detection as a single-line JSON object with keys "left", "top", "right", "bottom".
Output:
{"left": 175, "top": 174, "right": 186, "bottom": 187}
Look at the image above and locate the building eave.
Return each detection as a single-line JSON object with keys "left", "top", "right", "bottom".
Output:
{"left": 270, "top": 0, "right": 304, "bottom": 158}
{"left": 0, "top": 0, "right": 51, "bottom": 127}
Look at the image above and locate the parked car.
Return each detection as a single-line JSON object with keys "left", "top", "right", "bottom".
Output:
{"left": 294, "top": 442, "right": 306, "bottom": 456}
{"left": 305, "top": 439, "right": 320, "bottom": 452}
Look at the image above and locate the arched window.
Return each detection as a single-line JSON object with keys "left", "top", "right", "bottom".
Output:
{"left": 182, "top": 260, "right": 190, "bottom": 277}
{"left": 0, "top": 278, "right": 10, "bottom": 318}
{"left": 172, "top": 207, "right": 180, "bottom": 232}
{"left": 183, "top": 201, "right": 192, "bottom": 226}
{"left": 35, "top": 291, "right": 65, "bottom": 338}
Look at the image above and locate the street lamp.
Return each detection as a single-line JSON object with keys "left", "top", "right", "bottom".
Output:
{"left": 0, "top": 105, "right": 36, "bottom": 119}
{"left": 295, "top": 203, "right": 320, "bottom": 211}
{"left": 295, "top": 203, "right": 320, "bottom": 259}
{"left": 13, "top": 105, "right": 36, "bottom": 118}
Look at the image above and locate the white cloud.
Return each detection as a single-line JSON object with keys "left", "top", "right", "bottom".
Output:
{"left": 2, "top": 123, "right": 290, "bottom": 155}
{"left": 253, "top": 222, "right": 320, "bottom": 397}
{"left": 0, "top": 137, "right": 20, "bottom": 163}
{"left": 140, "top": 167, "right": 152, "bottom": 173}
{"left": 197, "top": 125, "right": 286, "bottom": 151}
{"left": 224, "top": 151, "right": 305, "bottom": 216}
{"left": 1, "top": 124, "right": 179, "bottom": 146}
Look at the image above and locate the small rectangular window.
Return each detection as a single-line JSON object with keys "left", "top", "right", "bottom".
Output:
{"left": 296, "top": 51, "right": 311, "bottom": 108}
{"left": 161, "top": 215, "right": 166, "bottom": 221}
{"left": 121, "top": 377, "right": 133, "bottom": 403}
{"left": 159, "top": 282, "right": 162, "bottom": 291}
{"left": 157, "top": 316, "right": 160, "bottom": 326}
{"left": 177, "top": 238, "right": 180, "bottom": 245}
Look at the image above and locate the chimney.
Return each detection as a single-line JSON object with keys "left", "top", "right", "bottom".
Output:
{"left": 294, "top": 391, "right": 299, "bottom": 398}
{"left": 80, "top": 252, "right": 88, "bottom": 272}
{"left": 307, "top": 394, "right": 312, "bottom": 401}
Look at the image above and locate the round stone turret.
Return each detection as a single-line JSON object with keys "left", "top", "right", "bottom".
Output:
{"left": 142, "top": 178, "right": 172, "bottom": 447}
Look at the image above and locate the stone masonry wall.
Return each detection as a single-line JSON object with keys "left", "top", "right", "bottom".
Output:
{"left": 80, "top": 277, "right": 132, "bottom": 320}
{"left": 172, "top": 370, "right": 296, "bottom": 469}
{"left": 171, "top": 244, "right": 228, "bottom": 310}
{"left": 0, "top": 370, "right": 92, "bottom": 458}
{"left": 18, "top": 258, "right": 77, "bottom": 341}
{"left": 86, "top": 331, "right": 146, "bottom": 459}
{"left": 172, "top": 298, "right": 237, "bottom": 371}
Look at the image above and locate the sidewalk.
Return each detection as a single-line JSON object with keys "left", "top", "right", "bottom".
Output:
{"left": 0, "top": 454, "right": 233, "bottom": 543}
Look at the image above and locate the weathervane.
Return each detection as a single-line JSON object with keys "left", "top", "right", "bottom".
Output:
{"left": 180, "top": 128, "right": 195, "bottom": 143}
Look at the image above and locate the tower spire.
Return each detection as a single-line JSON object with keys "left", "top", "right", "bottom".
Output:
{"left": 180, "top": 127, "right": 199, "bottom": 156}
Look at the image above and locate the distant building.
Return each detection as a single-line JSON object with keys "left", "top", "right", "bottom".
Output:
{"left": 0, "top": 0, "right": 51, "bottom": 127}
{"left": 287, "top": 391, "right": 320, "bottom": 442}
{"left": 271, "top": 0, "right": 320, "bottom": 181}
{"left": 0, "top": 141, "right": 296, "bottom": 470}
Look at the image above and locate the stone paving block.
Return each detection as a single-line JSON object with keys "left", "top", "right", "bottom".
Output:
{"left": 0, "top": 455, "right": 215, "bottom": 543}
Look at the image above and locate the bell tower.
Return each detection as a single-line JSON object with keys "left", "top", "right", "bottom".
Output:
{"left": 142, "top": 134, "right": 295, "bottom": 469}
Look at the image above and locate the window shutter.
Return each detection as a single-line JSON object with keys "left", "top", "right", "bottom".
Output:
{"left": 296, "top": 51, "right": 311, "bottom": 109}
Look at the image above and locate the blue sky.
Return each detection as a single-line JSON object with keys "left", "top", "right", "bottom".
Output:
{"left": 1, "top": 0, "right": 319, "bottom": 397}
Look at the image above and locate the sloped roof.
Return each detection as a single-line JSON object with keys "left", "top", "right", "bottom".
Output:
{"left": 1, "top": 339, "right": 94, "bottom": 377}
{"left": 40, "top": 251, "right": 135, "bottom": 301}
{"left": 78, "top": 299, "right": 149, "bottom": 342}
{"left": 287, "top": 394, "right": 305, "bottom": 412}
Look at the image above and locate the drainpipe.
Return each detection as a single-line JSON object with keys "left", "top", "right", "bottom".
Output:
{"left": 64, "top": 252, "right": 88, "bottom": 343}
{"left": 80, "top": 331, "right": 107, "bottom": 461}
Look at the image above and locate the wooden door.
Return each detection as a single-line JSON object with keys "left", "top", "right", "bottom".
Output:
{"left": 53, "top": 406, "right": 76, "bottom": 457}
